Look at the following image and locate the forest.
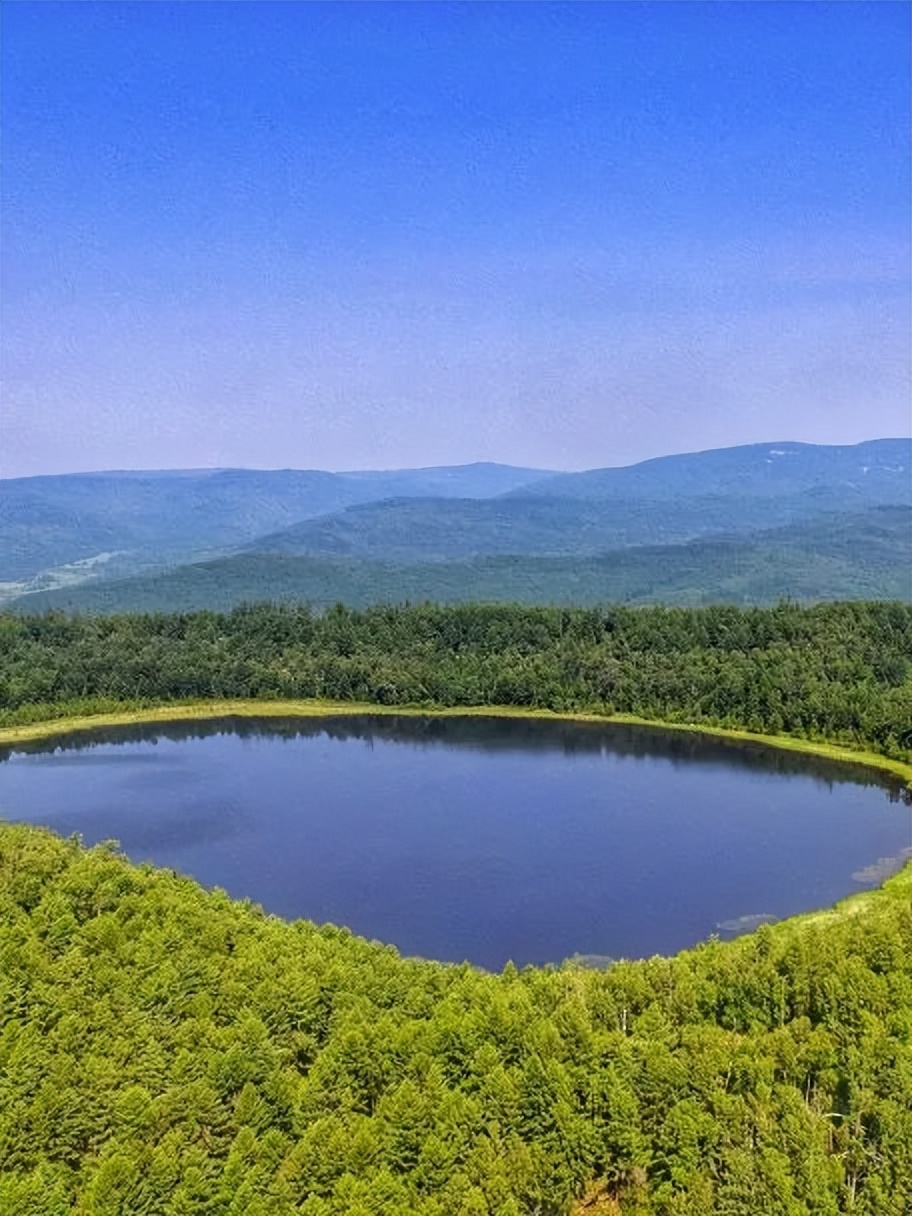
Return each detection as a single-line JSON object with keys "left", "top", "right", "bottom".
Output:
{"left": 1, "top": 600, "right": 910, "bottom": 759}
{"left": 2, "top": 599, "right": 911, "bottom": 1213}
{"left": 4, "top": 442, "right": 909, "bottom": 612}
{"left": 2, "top": 822, "right": 910, "bottom": 1215}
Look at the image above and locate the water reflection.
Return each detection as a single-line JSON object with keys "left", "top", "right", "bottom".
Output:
{"left": 3, "top": 713, "right": 905, "bottom": 797}
{"left": 852, "top": 846, "right": 912, "bottom": 884}
{"left": 716, "top": 912, "right": 778, "bottom": 939}
{"left": 2, "top": 714, "right": 909, "bottom": 968}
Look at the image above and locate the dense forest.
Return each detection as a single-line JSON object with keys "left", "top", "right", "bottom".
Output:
{"left": 2, "top": 599, "right": 911, "bottom": 1212}
{"left": 1, "top": 601, "right": 910, "bottom": 758}
{"left": 2, "top": 823, "right": 910, "bottom": 1215}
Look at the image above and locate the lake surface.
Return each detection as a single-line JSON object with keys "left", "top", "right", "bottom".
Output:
{"left": 2, "top": 715, "right": 909, "bottom": 969}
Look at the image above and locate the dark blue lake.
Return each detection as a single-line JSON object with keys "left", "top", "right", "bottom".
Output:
{"left": 2, "top": 716, "right": 909, "bottom": 969}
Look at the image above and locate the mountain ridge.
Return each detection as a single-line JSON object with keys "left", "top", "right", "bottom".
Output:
{"left": 11, "top": 506, "right": 910, "bottom": 615}
{"left": 505, "top": 438, "right": 910, "bottom": 501}
{"left": 3, "top": 439, "right": 908, "bottom": 603}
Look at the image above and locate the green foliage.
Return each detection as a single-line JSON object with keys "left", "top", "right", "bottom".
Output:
{"left": 2, "top": 600, "right": 910, "bottom": 759}
{"left": 11, "top": 506, "right": 912, "bottom": 615}
{"left": 2, "top": 824, "right": 910, "bottom": 1214}
{"left": 1, "top": 595, "right": 910, "bottom": 1207}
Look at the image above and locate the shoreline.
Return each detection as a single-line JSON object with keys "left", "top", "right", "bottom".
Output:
{"left": 2, "top": 697, "right": 910, "bottom": 785}
{"left": 2, "top": 699, "right": 910, "bottom": 962}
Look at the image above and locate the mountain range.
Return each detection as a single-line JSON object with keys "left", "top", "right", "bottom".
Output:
{"left": 2, "top": 439, "right": 909, "bottom": 612}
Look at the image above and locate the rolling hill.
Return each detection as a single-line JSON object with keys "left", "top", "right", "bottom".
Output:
{"left": 243, "top": 487, "right": 909, "bottom": 563}
{"left": 3, "top": 440, "right": 908, "bottom": 607}
{"left": 11, "top": 507, "right": 910, "bottom": 615}
{"left": 0, "top": 463, "right": 552, "bottom": 590}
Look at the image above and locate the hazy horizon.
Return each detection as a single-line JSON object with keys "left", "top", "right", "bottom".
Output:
{"left": 3, "top": 434, "right": 909, "bottom": 483}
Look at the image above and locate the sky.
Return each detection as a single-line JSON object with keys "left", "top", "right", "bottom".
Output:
{"left": 2, "top": 1, "right": 909, "bottom": 477}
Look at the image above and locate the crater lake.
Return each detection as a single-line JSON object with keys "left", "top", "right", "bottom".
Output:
{"left": 2, "top": 715, "right": 909, "bottom": 970}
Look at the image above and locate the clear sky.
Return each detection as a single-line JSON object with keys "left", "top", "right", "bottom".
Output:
{"left": 2, "top": 1, "right": 909, "bottom": 476}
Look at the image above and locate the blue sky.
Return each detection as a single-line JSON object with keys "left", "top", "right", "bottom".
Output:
{"left": 2, "top": 1, "right": 909, "bottom": 475}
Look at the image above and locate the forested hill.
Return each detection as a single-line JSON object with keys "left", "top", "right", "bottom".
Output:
{"left": 241, "top": 491, "right": 903, "bottom": 562}
{"left": 0, "top": 462, "right": 552, "bottom": 584}
{"left": 12, "top": 507, "right": 908, "bottom": 616}
{"left": 2, "top": 601, "right": 910, "bottom": 760}
{"left": 2, "top": 440, "right": 908, "bottom": 606}
{"left": 2, "top": 821, "right": 910, "bottom": 1215}
{"left": 241, "top": 440, "right": 912, "bottom": 562}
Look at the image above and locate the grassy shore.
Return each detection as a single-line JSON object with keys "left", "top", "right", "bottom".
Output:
{"left": 2, "top": 696, "right": 910, "bottom": 786}
{"left": 767, "top": 852, "right": 912, "bottom": 929}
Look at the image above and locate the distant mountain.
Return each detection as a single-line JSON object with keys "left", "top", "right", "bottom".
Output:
{"left": 0, "top": 469, "right": 349, "bottom": 582}
{"left": 244, "top": 483, "right": 909, "bottom": 563}
{"left": 13, "top": 507, "right": 909, "bottom": 615}
{"left": 3, "top": 441, "right": 908, "bottom": 602}
{"left": 506, "top": 438, "right": 911, "bottom": 502}
{"left": 0, "top": 462, "right": 552, "bottom": 587}
{"left": 331, "top": 462, "right": 554, "bottom": 499}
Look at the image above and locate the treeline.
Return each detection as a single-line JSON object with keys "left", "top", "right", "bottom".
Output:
{"left": 2, "top": 823, "right": 910, "bottom": 1215}
{"left": 1, "top": 601, "right": 910, "bottom": 758}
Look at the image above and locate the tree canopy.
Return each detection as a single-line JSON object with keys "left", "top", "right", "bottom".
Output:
{"left": 2, "top": 824, "right": 910, "bottom": 1215}
{"left": 1, "top": 601, "right": 910, "bottom": 759}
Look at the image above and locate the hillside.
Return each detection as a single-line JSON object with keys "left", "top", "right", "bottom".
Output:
{"left": 245, "top": 488, "right": 912, "bottom": 564}
{"left": 10, "top": 508, "right": 911, "bottom": 615}
{"left": 3, "top": 442, "right": 908, "bottom": 604}
{"left": 2, "top": 821, "right": 910, "bottom": 1215}
{"left": 508, "top": 438, "right": 911, "bottom": 502}
{"left": 0, "top": 463, "right": 552, "bottom": 587}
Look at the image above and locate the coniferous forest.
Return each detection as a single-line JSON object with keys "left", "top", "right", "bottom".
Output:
{"left": 2, "top": 600, "right": 911, "bottom": 1214}
{"left": 1, "top": 601, "right": 910, "bottom": 758}
{"left": 2, "top": 824, "right": 910, "bottom": 1216}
